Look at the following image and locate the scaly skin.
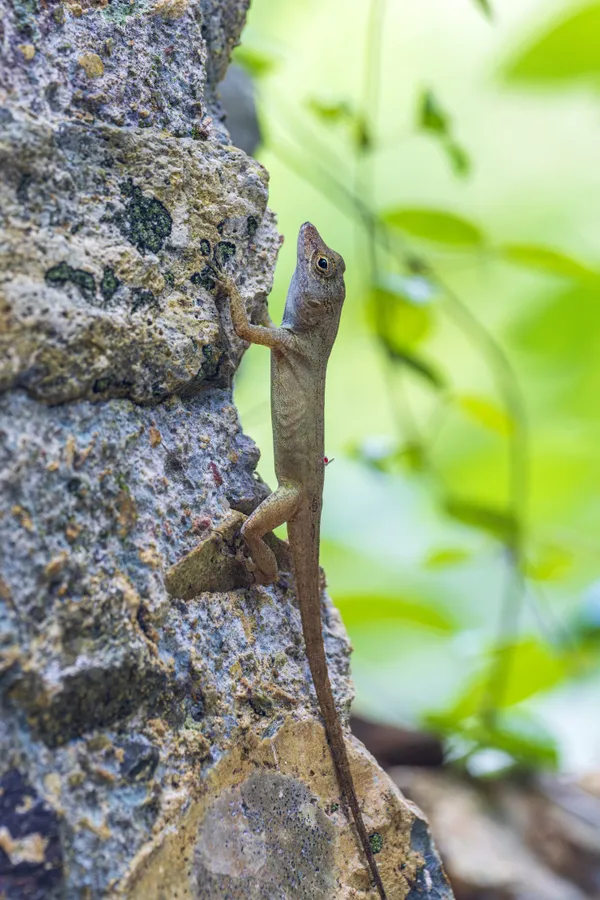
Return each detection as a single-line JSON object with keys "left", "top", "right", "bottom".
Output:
{"left": 216, "top": 223, "right": 388, "bottom": 900}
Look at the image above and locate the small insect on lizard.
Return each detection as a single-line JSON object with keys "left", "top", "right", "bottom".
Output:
{"left": 215, "top": 222, "right": 388, "bottom": 899}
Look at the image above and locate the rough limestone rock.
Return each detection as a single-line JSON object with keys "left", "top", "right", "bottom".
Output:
{"left": 0, "top": 1, "right": 453, "bottom": 897}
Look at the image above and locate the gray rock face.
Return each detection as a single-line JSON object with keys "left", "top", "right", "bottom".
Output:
{"left": 0, "top": 0, "right": 453, "bottom": 896}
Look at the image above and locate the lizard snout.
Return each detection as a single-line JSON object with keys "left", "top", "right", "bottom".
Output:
{"left": 298, "top": 221, "right": 321, "bottom": 254}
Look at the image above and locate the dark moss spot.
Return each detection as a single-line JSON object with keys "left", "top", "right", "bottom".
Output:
{"left": 216, "top": 220, "right": 225, "bottom": 236}
{"left": 131, "top": 287, "right": 158, "bottom": 313}
{"left": 247, "top": 216, "right": 258, "bottom": 238}
{"left": 100, "top": 266, "right": 120, "bottom": 301}
{"left": 45, "top": 261, "right": 72, "bottom": 285}
{"left": 214, "top": 241, "right": 236, "bottom": 268}
{"left": 190, "top": 266, "right": 216, "bottom": 292}
{"left": 190, "top": 124, "right": 205, "bottom": 140}
{"left": 45, "top": 261, "right": 96, "bottom": 298}
{"left": 163, "top": 271, "right": 175, "bottom": 288}
{"left": 119, "top": 177, "right": 134, "bottom": 198}
{"left": 369, "top": 832, "right": 383, "bottom": 855}
{"left": 199, "top": 238, "right": 211, "bottom": 256}
{"left": 117, "top": 178, "right": 172, "bottom": 254}
{"left": 93, "top": 377, "right": 111, "bottom": 393}
{"left": 70, "top": 268, "right": 96, "bottom": 296}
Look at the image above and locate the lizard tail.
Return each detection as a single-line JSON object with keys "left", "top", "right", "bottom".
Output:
{"left": 289, "top": 518, "right": 388, "bottom": 900}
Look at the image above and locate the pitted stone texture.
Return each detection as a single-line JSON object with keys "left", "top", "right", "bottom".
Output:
{"left": 0, "top": 0, "right": 248, "bottom": 134}
{"left": 0, "top": 113, "right": 278, "bottom": 404}
{"left": 115, "top": 718, "right": 451, "bottom": 900}
{"left": 0, "top": 389, "right": 265, "bottom": 746}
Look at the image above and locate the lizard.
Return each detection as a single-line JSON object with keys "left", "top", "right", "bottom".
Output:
{"left": 215, "top": 222, "right": 388, "bottom": 900}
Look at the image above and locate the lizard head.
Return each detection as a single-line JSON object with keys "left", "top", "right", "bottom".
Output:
{"left": 282, "top": 222, "right": 346, "bottom": 333}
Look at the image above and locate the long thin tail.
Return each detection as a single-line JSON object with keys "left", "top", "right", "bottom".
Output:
{"left": 290, "top": 520, "right": 388, "bottom": 899}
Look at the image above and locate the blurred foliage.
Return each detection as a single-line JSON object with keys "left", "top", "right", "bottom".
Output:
{"left": 233, "top": 0, "right": 600, "bottom": 776}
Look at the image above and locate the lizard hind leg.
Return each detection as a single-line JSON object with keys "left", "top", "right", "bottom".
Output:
{"left": 242, "top": 483, "right": 300, "bottom": 585}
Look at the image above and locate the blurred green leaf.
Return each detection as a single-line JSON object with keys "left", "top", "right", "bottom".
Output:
{"left": 424, "top": 547, "right": 472, "bottom": 569}
{"left": 349, "top": 437, "right": 428, "bottom": 473}
{"left": 232, "top": 44, "right": 277, "bottom": 78}
{"left": 457, "top": 394, "right": 514, "bottom": 437}
{"left": 377, "top": 272, "right": 438, "bottom": 305}
{"left": 417, "top": 91, "right": 471, "bottom": 177}
{"left": 386, "top": 345, "right": 445, "bottom": 390}
{"left": 444, "top": 497, "right": 518, "bottom": 541}
{"left": 445, "top": 140, "right": 471, "bottom": 177}
{"left": 427, "top": 710, "right": 558, "bottom": 769}
{"left": 501, "top": 244, "right": 597, "bottom": 280}
{"left": 504, "top": 5, "right": 600, "bottom": 84}
{"left": 369, "top": 282, "right": 431, "bottom": 348}
{"left": 448, "top": 638, "right": 568, "bottom": 719}
{"left": 383, "top": 208, "right": 484, "bottom": 247}
{"left": 307, "top": 96, "right": 354, "bottom": 123}
{"left": 473, "top": 0, "right": 493, "bottom": 20}
{"left": 525, "top": 543, "right": 573, "bottom": 582}
{"left": 337, "top": 594, "right": 456, "bottom": 633}
{"left": 418, "top": 89, "right": 450, "bottom": 135}
{"left": 396, "top": 441, "right": 428, "bottom": 472}
{"left": 307, "top": 98, "right": 371, "bottom": 150}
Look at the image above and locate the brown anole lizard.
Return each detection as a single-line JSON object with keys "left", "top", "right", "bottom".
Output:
{"left": 216, "top": 222, "right": 388, "bottom": 899}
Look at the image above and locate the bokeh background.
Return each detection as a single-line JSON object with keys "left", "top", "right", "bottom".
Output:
{"left": 229, "top": 0, "right": 600, "bottom": 776}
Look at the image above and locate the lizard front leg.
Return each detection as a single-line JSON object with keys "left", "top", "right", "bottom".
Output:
{"left": 242, "top": 483, "right": 300, "bottom": 584}
{"left": 215, "top": 271, "right": 292, "bottom": 351}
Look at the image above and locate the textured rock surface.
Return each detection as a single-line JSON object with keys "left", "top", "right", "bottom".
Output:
{"left": 0, "top": 0, "right": 453, "bottom": 897}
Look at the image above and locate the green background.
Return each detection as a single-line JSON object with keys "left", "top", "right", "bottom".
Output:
{"left": 233, "top": 0, "right": 600, "bottom": 775}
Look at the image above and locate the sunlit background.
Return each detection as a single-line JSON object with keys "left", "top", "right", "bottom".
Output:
{"left": 229, "top": 0, "right": 600, "bottom": 775}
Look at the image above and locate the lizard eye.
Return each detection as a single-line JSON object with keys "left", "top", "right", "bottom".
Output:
{"left": 313, "top": 253, "right": 334, "bottom": 277}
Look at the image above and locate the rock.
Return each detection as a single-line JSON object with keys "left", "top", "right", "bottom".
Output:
{"left": 0, "top": 0, "right": 452, "bottom": 895}
{"left": 164, "top": 509, "right": 291, "bottom": 597}
{"left": 393, "top": 767, "right": 591, "bottom": 900}
{"left": 220, "top": 63, "right": 262, "bottom": 157}
{"left": 116, "top": 718, "right": 452, "bottom": 900}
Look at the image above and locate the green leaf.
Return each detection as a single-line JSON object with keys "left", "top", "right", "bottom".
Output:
{"left": 232, "top": 45, "right": 277, "bottom": 79}
{"left": 424, "top": 547, "right": 472, "bottom": 569}
{"left": 426, "top": 710, "right": 558, "bottom": 770}
{"left": 445, "top": 140, "right": 471, "bottom": 177}
{"left": 447, "top": 638, "right": 568, "bottom": 719}
{"left": 501, "top": 243, "right": 597, "bottom": 280}
{"left": 383, "top": 208, "right": 484, "bottom": 247}
{"left": 504, "top": 5, "right": 600, "bottom": 84}
{"left": 418, "top": 89, "right": 450, "bottom": 135}
{"left": 369, "top": 282, "right": 432, "bottom": 348}
{"left": 417, "top": 92, "right": 471, "bottom": 177}
{"left": 337, "top": 594, "right": 456, "bottom": 633}
{"left": 525, "top": 543, "right": 573, "bottom": 582}
{"left": 307, "top": 98, "right": 371, "bottom": 150}
{"left": 385, "top": 345, "right": 445, "bottom": 390}
{"left": 444, "top": 497, "right": 518, "bottom": 542}
{"left": 307, "top": 96, "right": 354, "bottom": 123}
{"left": 457, "top": 394, "right": 514, "bottom": 437}
{"left": 473, "top": 0, "right": 493, "bottom": 20}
